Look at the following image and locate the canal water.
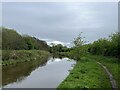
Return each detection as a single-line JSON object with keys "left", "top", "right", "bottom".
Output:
{"left": 2, "top": 57, "right": 76, "bottom": 88}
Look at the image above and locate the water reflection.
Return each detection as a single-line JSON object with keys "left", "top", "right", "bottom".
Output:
{"left": 47, "top": 58, "right": 68, "bottom": 65}
{"left": 2, "top": 56, "right": 76, "bottom": 88}
{"left": 52, "top": 53, "right": 66, "bottom": 59}
{"left": 2, "top": 56, "right": 49, "bottom": 86}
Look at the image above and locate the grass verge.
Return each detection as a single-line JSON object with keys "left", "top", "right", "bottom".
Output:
{"left": 58, "top": 56, "right": 112, "bottom": 88}
{"left": 2, "top": 50, "right": 50, "bottom": 66}
{"left": 85, "top": 54, "right": 119, "bottom": 88}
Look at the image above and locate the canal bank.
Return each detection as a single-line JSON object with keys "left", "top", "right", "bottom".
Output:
{"left": 58, "top": 55, "right": 119, "bottom": 88}
{"left": 2, "top": 50, "right": 50, "bottom": 66}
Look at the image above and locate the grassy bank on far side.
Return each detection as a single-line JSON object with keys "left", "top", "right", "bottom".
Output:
{"left": 2, "top": 50, "right": 50, "bottom": 66}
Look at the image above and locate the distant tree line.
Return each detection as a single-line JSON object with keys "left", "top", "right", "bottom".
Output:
{"left": 2, "top": 27, "right": 49, "bottom": 50}
{"left": 69, "top": 32, "right": 119, "bottom": 60}
{"left": 49, "top": 44, "right": 70, "bottom": 53}
{"left": 49, "top": 32, "right": 119, "bottom": 59}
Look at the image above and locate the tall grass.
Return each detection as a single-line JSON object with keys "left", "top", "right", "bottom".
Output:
{"left": 2, "top": 50, "right": 50, "bottom": 66}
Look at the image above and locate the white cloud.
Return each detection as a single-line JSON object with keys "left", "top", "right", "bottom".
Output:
{"left": 47, "top": 41, "right": 65, "bottom": 46}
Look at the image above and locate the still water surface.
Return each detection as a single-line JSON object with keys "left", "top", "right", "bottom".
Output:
{"left": 3, "top": 57, "right": 76, "bottom": 88}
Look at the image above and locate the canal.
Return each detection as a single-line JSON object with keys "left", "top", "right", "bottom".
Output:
{"left": 2, "top": 56, "right": 76, "bottom": 88}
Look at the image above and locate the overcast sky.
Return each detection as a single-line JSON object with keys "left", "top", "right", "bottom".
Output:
{"left": 2, "top": 2, "right": 118, "bottom": 47}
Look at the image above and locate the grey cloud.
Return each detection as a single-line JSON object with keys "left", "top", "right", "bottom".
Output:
{"left": 2, "top": 2, "right": 118, "bottom": 47}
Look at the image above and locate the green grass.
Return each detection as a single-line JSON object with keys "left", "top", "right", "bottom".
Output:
{"left": 85, "top": 54, "right": 119, "bottom": 88}
{"left": 58, "top": 56, "right": 111, "bottom": 88}
{"left": 2, "top": 50, "right": 50, "bottom": 66}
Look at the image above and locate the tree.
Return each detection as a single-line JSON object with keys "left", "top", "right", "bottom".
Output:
{"left": 87, "top": 32, "right": 120, "bottom": 58}
{"left": 72, "top": 32, "right": 86, "bottom": 60}
{"left": 2, "top": 27, "right": 27, "bottom": 50}
{"left": 2, "top": 27, "right": 49, "bottom": 50}
{"left": 73, "top": 32, "right": 85, "bottom": 47}
{"left": 109, "top": 32, "right": 120, "bottom": 57}
{"left": 23, "top": 35, "right": 36, "bottom": 50}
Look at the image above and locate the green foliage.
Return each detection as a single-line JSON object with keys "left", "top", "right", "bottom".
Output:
{"left": 68, "top": 32, "right": 119, "bottom": 59}
{"left": 2, "top": 50, "right": 50, "bottom": 66}
{"left": 2, "top": 27, "right": 49, "bottom": 50}
{"left": 87, "top": 32, "right": 119, "bottom": 57}
{"left": 50, "top": 44, "right": 70, "bottom": 53}
{"left": 2, "top": 27, "right": 27, "bottom": 50}
{"left": 73, "top": 32, "right": 85, "bottom": 47}
{"left": 23, "top": 35, "right": 37, "bottom": 50}
{"left": 33, "top": 37, "right": 49, "bottom": 50}
{"left": 69, "top": 33, "right": 86, "bottom": 60}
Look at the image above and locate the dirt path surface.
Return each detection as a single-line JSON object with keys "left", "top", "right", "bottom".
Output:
{"left": 96, "top": 61, "right": 117, "bottom": 89}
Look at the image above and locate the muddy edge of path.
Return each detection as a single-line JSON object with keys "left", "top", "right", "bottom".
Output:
{"left": 96, "top": 61, "right": 117, "bottom": 89}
